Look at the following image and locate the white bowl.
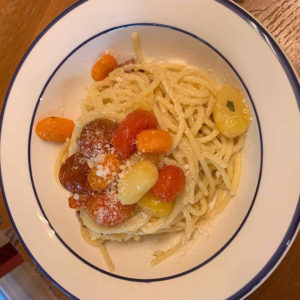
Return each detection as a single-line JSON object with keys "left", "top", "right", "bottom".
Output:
{"left": 1, "top": 0, "right": 299, "bottom": 299}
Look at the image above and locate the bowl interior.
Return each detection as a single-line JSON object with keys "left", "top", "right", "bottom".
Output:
{"left": 30, "top": 25, "right": 261, "bottom": 279}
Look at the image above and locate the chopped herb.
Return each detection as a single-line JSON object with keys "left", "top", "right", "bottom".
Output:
{"left": 227, "top": 101, "right": 235, "bottom": 112}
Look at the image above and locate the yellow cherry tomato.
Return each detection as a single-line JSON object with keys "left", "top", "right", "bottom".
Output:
{"left": 213, "top": 86, "right": 251, "bottom": 138}
{"left": 138, "top": 192, "right": 173, "bottom": 217}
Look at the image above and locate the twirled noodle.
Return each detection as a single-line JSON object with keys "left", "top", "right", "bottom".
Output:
{"left": 58, "top": 33, "right": 247, "bottom": 270}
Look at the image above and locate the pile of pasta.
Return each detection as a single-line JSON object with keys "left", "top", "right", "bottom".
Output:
{"left": 57, "top": 35, "right": 247, "bottom": 271}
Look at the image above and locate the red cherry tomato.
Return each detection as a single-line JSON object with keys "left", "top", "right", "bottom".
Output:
{"left": 87, "top": 189, "right": 134, "bottom": 226}
{"left": 68, "top": 194, "right": 89, "bottom": 209}
{"left": 59, "top": 152, "right": 92, "bottom": 194}
{"left": 152, "top": 165, "right": 186, "bottom": 202}
{"left": 78, "top": 118, "right": 118, "bottom": 158}
{"left": 112, "top": 110, "right": 158, "bottom": 159}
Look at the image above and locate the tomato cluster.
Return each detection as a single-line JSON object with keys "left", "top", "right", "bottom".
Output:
{"left": 37, "top": 53, "right": 186, "bottom": 226}
{"left": 56, "top": 110, "right": 187, "bottom": 225}
{"left": 58, "top": 118, "right": 134, "bottom": 226}
{"left": 57, "top": 110, "right": 186, "bottom": 225}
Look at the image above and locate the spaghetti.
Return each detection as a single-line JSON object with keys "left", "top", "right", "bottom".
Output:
{"left": 57, "top": 32, "right": 250, "bottom": 272}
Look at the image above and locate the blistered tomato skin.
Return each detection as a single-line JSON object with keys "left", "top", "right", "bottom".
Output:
{"left": 112, "top": 110, "right": 158, "bottom": 159}
{"left": 68, "top": 194, "right": 89, "bottom": 209}
{"left": 152, "top": 165, "right": 186, "bottom": 202}
{"left": 78, "top": 118, "right": 118, "bottom": 159}
{"left": 87, "top": 189, "right": 134, "bottom": 226}
{"left": 59, "top": 152, "right": 92, "bottom": 194}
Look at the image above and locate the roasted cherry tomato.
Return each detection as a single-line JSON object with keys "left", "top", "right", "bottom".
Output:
{"left": 138, "top": 192, "right": 173, "bottom": 217}
{"left": 87, "top": 189, "right": 134, "bottom": 226}
{"left": 78, "top": 118, "right": 118, "bottom": 158}
{"left": 112, "top": 110, "right": 158, "bottom": 159}
{"left": 88, "top": 154, "right": 121, "bottom": 192}
{"left": 137, "top": 129, "right": 172, "bottom": 154}
{"left": 68, "top": 194, "right": 89, "bottom": 209}
{"left": 213, "top": 86, "right": 251, "bottom": 138}
{"left": 91, "top": 54, "right": 117, "bottom": 81}
{"left": 152, "top": 165, "right": 186, "bottom": 202}
{"left": 35, "top": 117, "right": 74, "bottom": 142}
{"left": 59, "top": 152, "right": 91, "bottom": 194}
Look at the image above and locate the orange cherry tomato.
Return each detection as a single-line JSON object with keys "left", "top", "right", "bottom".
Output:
{"left": 137, "top": 129, "right": 172, "bottom": 154}
{"left": 88, "top": 154, "right": 121, "bottom": 192}
{"left": 112, "top": 110, "right": 158, "bottom": 159}
{"left": 59, "top": 152, "right": 92, "bottom": 194}
{"left": 87, "top": 189, "right": 134, "bottom": 226}
{"left": 152, "top": 165, "right": 186, "bottom": 202}
{"left": 68, "top": 194, "right": 89, "bottom": 209}
{"left": 35, "top": 117, "right": 74, "bottom": 142}
{"left": 78, "top": 118, "right": 118, "bottom": 159}
{"left": 91, "top": 54, "right": 117, "bottom": 81}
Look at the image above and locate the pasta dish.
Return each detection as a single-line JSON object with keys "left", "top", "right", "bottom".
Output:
{"left": 35, "top": 33, "right": 251, "bottom": 272}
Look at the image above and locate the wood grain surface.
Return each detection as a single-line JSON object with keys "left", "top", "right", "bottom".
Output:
{"left": 243, "top": 0, "right": 299, "bottom": 75}
{"left": 0, "top": 0, "right": 299, "bottom": 299}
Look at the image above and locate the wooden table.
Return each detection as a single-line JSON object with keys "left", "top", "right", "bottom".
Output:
{"left": 0, "top": 1, "right": 299, "bottom": 299}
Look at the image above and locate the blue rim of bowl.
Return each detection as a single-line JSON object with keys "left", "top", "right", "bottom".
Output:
{"left": 0, "top": 0, "right": 298, "bottom": 299}
{"left": 28, "top": 22, "right": 262, "bottom": 279}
